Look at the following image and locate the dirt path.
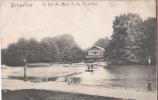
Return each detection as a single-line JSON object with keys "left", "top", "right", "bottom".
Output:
{"left": 2, "top": 79, "right": 157, "bottom": 100}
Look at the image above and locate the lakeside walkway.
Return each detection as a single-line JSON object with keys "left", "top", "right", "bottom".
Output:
{"left": 2, "top": 79, "right": 157, "bottom": 100}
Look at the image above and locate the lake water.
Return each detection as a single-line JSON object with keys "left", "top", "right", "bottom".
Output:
{"left": 68, "top": 65, "right": 157, "bottom": 91}
{"left": 3, "top": 64, "right": 157, "bottom": 92}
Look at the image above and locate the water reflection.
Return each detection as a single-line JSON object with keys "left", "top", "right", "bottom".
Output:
{"left": 73, "top": 67, "right": 113, "bottom": 85}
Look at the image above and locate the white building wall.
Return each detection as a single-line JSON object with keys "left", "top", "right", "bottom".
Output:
{"left": 88, "top": 49, "right": 104, "bottom": 56}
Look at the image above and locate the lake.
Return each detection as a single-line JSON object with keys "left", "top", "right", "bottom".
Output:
{"left": 68, "top": 65, "right": 157, "bottom": 91}
{"left": 2, "top": 64, "right": 157, "bottom": 91}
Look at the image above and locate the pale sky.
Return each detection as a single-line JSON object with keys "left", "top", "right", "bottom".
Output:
{"left": 0, "top": 0, "right": 156, "bottom": 49}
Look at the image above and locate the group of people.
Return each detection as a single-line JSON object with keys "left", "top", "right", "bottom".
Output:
{"left": 87, "top": 64, "right": 93, "bottom": 70}
{"left": 66, "top": 77, "right": 73, "bottom": 85}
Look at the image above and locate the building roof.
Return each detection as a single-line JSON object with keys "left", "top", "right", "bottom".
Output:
{"left": 89, "top": 46, "right": 105, "bottom": 51}
{"left": 85, "top": 55, "right": 104, "bottom": 58}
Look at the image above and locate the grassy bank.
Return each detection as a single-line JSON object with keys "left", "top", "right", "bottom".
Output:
{"left": 2, "top": 89, "right": 134, "bottom": 100}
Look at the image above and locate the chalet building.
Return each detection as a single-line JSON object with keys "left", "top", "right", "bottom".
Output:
{"left": 85, "top": 46, "right": 105, "bottom": 63}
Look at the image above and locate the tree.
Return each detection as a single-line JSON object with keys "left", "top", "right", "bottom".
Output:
{"left": 71, "top": 46, "right": 85, "bottom": 63}
{"left": 1, "top": 49, "right": 7, "bottom": 65}
{"left": 52, "top": 34, "right": 83, "bottom": 62}
{"left": 38, "top": 41, "right": 52, "bottom": 62}
{"left": 93, "top": 37, "right": 110, "bottom": 49}
{"left": 2, "top": 43, "right": 24, "bottom": 66}
{"left": 41, "top": 37, "right": 60, "bottom": 62}
{"left": 27, "top": 38, "right": 40, "bottom": 63}
{"left": 106, "top": 13, "right": 143, "bottom": 64}
{"left": 138, "top": 18, "right": 157, "bottom": 65}
{"left": 2, "top": 39, "right": 30, "bottom": 66}
{"left": 16, "top": 38, "right": 29, "bottom": 60}
{"left": 2, "top": 34, "right": 85, "bottom": 66}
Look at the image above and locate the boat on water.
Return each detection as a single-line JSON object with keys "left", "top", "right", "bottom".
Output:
{"left": 85, "top": 69, "right": 93, "bottom": 72}
{"left": 85, "top": 64, "right": 94, "bottom": 72}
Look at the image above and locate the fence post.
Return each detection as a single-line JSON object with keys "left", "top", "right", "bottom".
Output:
{"left": 147, "top": 56, "right": 152, "bottom": 91}
{"left": 24, "top": 59, "right": 27, "bottom": 81}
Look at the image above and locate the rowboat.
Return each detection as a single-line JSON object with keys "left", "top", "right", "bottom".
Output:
{"left": 85, "top": 69, "right": 93, "bottom": 72}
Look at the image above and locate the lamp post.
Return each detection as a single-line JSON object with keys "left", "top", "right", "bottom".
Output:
{"left": 147, "top": 56, "right": 152, "bottom": 91}
{"left": 23, "top": 58, "right": 27, "bottom": 81}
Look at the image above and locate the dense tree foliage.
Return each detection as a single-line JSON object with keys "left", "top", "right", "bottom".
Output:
{"left": 41, "top": 37, "right": 60, "bottom": 62}
{"left": 2, "top": 43, "right": 24, "bottom": 66}
{"left": 93, "top": 37, "right": 110, "bottom": 49}
{"left": 138, "top": 18, "right": 157, "bottom": 65}
{"left": 106, "top": 13, "right": 156, "bottom": 65}
{"left": 2, "top": 34, "right": 85, "bottom": 66}
{"left": 52, "top": 34, "right": 82, "bottom": 62}
{"left": 106, "top": 13, "right": 143, "bottom": 64}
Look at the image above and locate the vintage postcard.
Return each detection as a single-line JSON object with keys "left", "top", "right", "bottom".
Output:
{"left": 0, "top": 0, "right": 157, "bottom": 100}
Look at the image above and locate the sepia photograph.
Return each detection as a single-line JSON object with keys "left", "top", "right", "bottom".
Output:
{"left": 0, "top": 0, "right": 157, "bottom": 100}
